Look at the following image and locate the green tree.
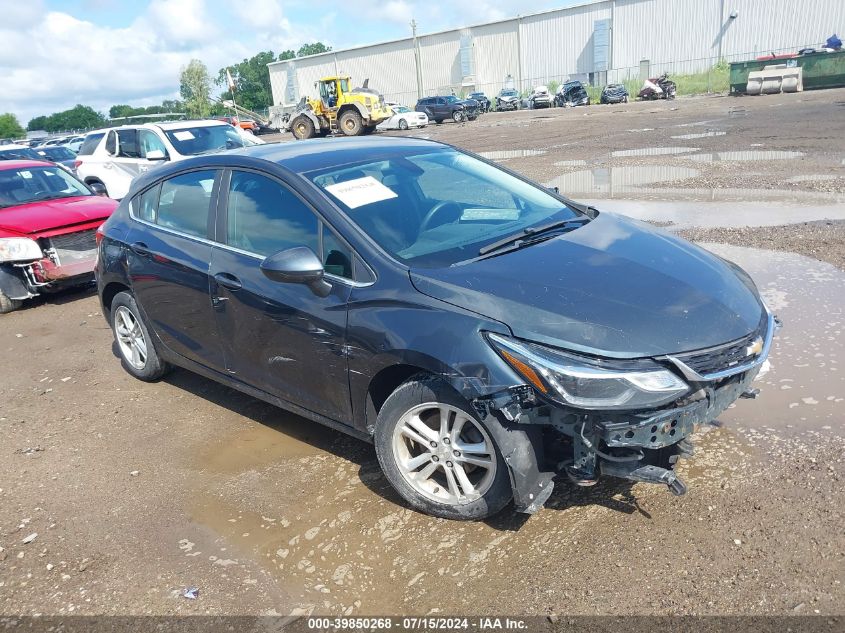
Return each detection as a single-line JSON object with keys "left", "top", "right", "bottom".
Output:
{"left": 0, "top": 113, "right": 25, "bottom": 138}
{"left": 26, "top": 116, "right": 49, "bottom": 132}
{"left": 180, "top": 59, "right": 212, "bottom": 119}
{"left": 109, "top": 104, "right": 134, "bottom": 118}
{"left": 297, "top": 42, "right": 331, "bottom": 57}
{"left": 278, "top": 50, "right": 295, "bottom": 61}
{"left": 217, "top": 50, "right": 277, "bottom": 112}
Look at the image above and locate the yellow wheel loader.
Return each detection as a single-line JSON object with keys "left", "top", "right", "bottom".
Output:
{"left": 285, "top": 76, "right": 394, "bottom": 139}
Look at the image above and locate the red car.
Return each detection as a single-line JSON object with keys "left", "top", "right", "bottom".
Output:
{"left": 0, "top": 160, "right": 118, "bottom": 313}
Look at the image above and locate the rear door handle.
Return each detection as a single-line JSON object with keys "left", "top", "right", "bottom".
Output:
{"left": 130, "top": 242, "right": 151, "bottom": 256}
{"left": 213, "top": 272, "right": 242, "bottom": 291}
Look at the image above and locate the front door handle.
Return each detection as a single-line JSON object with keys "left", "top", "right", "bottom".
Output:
{"left": 214, "top": 272, "right": 242, "bottom": 291}
{"left": 130, "top": 241, "right": 151, "bottom": 256}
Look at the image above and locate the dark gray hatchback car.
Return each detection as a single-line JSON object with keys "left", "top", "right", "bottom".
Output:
{"left": 96, "top": 137, "right": 774, "bottom": 520}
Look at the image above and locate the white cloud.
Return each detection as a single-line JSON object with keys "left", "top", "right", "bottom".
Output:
{"left": 382, "top": 0, "right": 414, "bottom": 26}
{"left": 0, "top": 3, "right": 248, "bottom": 126}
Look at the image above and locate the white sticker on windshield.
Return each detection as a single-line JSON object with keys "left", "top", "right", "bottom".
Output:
{"left": 173, "top": 130, "right": 195, "bottom": 141}
{"left": 20, "top": 170, "right": 32, "bottom": 179}
{"left": 325, "top": 176, "right": 398, "bottom": 209}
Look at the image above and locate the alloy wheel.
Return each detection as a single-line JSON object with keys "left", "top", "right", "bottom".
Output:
{"left": 114, "top": 306, "right": 148, "bottom": 370}
{"left": 391, "top": 403, "right": 497, "bottom": 505}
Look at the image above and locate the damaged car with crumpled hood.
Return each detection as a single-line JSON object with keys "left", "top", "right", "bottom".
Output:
{"left": 96, "top": 137, "right": 776, "bottom": 520}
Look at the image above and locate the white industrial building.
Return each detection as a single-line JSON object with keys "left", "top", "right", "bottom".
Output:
{"left": 268, "top": 0, "right": 844, "bottom": 108}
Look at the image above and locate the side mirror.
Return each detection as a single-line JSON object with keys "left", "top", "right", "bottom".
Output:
{"left": 260, "top": 246, "right": 332, "bottom": 297}
{"left": 88, "top": 182, "right": 107, "bottom": 196}
{"left": 146, "top": 149, "right": 167, "bottom": 161}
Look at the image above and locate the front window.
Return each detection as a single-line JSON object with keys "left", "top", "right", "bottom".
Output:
{"left": 0, "top": 166, "right": 92, "bottom": 208}
{"left": 162, "top": 124, "right": 244, "bottom": 156}
{"left": 309, "top": 149, "right": 581, "bottom": 268}
{"left": 444, "top": 96, "right": 459, "bottom": 103}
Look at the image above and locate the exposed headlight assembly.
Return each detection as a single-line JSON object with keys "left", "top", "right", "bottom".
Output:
{"left": 487, "top": 333, "right": 689, "bottom": 410}
{"left": 0, "top": 237, "right": 43, "bottom": 263}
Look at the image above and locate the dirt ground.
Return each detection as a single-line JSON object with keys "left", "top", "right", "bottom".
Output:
{"left": 2, "top": 90, "right": 844, "bottom": 620}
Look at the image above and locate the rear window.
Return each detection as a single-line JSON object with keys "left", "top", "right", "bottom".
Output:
{"left": 78, "top": 133, "right": 105, "bottom": 156}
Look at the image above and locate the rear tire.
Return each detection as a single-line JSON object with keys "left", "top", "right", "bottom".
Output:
{"left": 339, "top": 110, "right": 364, "bottom": 136}
{"left": 0, "top": 289, "right": 22, "bottom": 314}
{"left": 291, "top": 116, "right": 316, "bottom": 140}
{"left": 111, "top": 291, "right": 170, "bottom": 381}
{"left": 374, "top": 375, "right": 512, "bottom": 520}
{"left": 434, "top": 118, "right": 443, "bottom": 124}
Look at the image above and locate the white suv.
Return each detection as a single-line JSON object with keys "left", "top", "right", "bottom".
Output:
{"left": 75, "top": 120, "right": 262, "bottom": 199}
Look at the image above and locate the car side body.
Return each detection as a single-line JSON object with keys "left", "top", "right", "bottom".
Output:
{"left": 96, "top": 137, "right": 773, "bottom": 519}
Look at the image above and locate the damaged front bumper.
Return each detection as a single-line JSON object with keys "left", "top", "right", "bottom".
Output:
{"left": 469, "top": 311, "right": 776, "bottom": 514}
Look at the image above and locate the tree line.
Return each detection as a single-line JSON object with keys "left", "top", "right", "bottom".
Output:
{"left": 3, "top": 42, "right": 331, "bottom": 136}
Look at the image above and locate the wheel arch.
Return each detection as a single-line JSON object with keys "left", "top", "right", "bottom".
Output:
{"left": 100, "top": 281, "right": 130, "bottom": 324}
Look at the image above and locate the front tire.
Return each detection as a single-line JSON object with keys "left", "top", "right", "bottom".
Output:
{"left": 291, "top": 116, "right": 316, "bottom": 140}
{"left": 374, "top": 375, "right": 512, "bottom": 520}
{"left": 398, "top": 119, "right": 409, "bottom": 130}
{"left": 111, "top": 291, "right": 169, "bottom": 381}
{"left": 452, "top": 110, "right": 464, "bottom": 123}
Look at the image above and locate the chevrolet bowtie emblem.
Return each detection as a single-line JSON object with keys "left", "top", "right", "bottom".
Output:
{"left": 746, "top": 337, "right": 764, "bottom": 357}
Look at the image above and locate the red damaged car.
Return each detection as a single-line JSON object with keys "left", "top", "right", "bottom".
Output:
{"left": 0, "top": 160, "right": 117, "bottom": 313}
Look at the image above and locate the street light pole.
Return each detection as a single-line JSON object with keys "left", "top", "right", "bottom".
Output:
{"left": 411, "top": 19, "right": 424, "bottom": 100}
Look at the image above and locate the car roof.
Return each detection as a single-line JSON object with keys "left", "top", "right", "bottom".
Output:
{"left": 83, "top": 120, "right": 230, "bottom": 137}
{"left": 0, "top": 159, "right": 54, "bottom": 171}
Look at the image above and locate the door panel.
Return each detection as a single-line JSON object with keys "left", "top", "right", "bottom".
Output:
{"left": 210, "top": 169, "right": 353, "bottom": 423}
{"left": 127, "top": 170, "right": 223, "bottom": 371}
{"left": 210, "top": 246, "right": 352, "bottom": 422}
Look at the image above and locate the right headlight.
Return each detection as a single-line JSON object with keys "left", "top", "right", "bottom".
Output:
{"left": 0, "top": 237, "right": 43, "bottom": 263}
{"left": 487, "top": 333, "right": 689, "bottom": 410}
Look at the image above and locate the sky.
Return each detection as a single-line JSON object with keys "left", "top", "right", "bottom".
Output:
{"left": 1, "top": 0, "right": 572, "bottom": 128}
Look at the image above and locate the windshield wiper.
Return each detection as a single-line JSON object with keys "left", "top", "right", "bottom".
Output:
{"left": 477, "top": 217, "right": 590, "bottom": 256}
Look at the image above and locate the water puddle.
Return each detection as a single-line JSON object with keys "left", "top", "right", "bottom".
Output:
{"left": 553, "top": 159, "right": 588, "bottom": 167}
{"left": 547, "top": 164, "right": 845, "bottom": 205}
{"left": 687, "top": 150, "right": 804, "bottom": 162}
{"left": 547, "top": 165, "right": 701, "bottom": 196}
{"left": 478, "top": 149, "right": 546, "bottom": 160}
{"left": 694, "top": 244, "right": 845, "bottom": 433}
{"left": 577, "top": 198, "right": 845, "bottom": 228}
{"left": 671, "top": 131, "right": 726, "bottom": 140}
{"left": 612, "top": 147, "right": 699, "bottom": 157}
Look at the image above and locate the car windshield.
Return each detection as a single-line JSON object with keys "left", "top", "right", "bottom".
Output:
{"left": 501, "top": 90, "right": 517, "bottom": 97}
{"left": 0, "top": 147, "right": 43, "bottom": 161}
{"left": 38, "top": 147, "right": 76, "bottom": 161}
{"left": 162, "top": 124, "right": 245, "bottom": 156}
{"left": 444, "top": 96, "right": 459, "bottom": 103}
{"left": 0, "top": 166, "right": 91, "bottom": 208}
{"left": 309, "top": 149, "right": 582, "bottom": 268}
{"left": 395, "top": 106, "right": 412, "bottom": 113}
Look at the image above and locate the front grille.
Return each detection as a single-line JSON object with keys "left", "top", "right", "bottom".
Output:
{"left": 673, "top": 314, "right": 767, "bottom": 376}
{"left": 49, "top": 229, "right": 97, "bottom": 264}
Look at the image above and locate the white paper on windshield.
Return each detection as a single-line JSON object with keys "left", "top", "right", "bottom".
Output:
{"left": 173, "top": 130, "right": 195, "bottom": 141}
{"left": 462, "top": 208, "right": 519, "bottom": 221}
{"left": 325, "top": 176, "right": 398, "bottom": 209}
{"left": 20, "top": 170, "right": 33, "bottom": 179}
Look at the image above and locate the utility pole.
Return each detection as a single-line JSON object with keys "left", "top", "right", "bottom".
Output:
{"left": 411, "top": 19, "right": 424, "bottom": 99}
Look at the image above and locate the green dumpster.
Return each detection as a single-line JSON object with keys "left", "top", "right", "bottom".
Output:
{"left": 730, "top": 50, "right": 845, "bottom": 94}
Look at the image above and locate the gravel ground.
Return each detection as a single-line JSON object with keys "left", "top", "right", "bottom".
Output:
{"left": 2, "top": 90, "right": 844, "bottom": 621}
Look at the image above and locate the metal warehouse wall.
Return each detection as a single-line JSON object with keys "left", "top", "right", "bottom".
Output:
{"left": 267, "top": 0, "right": 845, "bottom": 107}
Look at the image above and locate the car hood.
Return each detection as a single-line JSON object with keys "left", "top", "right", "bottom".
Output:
{"left": 0, "top": 196, "right": 117, "bottom": 236}
{"left": 457, "top": 99, "right": 479, "bottom": 107}
{"left": 409, "top": 212, "right": 764, "bottom": 357}
{"left": 499, "top": 95, "right": 519, "bottom": 101}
